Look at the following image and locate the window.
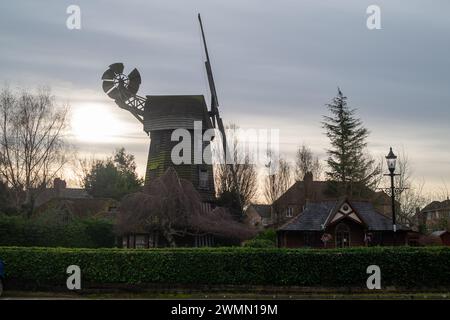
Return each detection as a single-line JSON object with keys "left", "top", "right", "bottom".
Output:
{"left": 199, "top": 168, "right": 209, "bottom": 189}
{"left": 303, "top": 232, "right": 315, "bottom": 246}
{"left": 135, "top": 235, "right": 146, "bottom": 249}
{"left": 148, "top": 232, "right": 158, "bottom": 248}
{"left": 122, "top": 236, "right": 128, "bottom": 248}
{"left": 335, "top": 223, "right": 350, "bottom": 248}
{"left": 151, "top": 134, "right": 161, "bottom": 153}
{"left": 129, "top": 235, "right": 135, "bottom": 248}
{"left": 286, "top": 207, "right": 293, "bottom": 217}
{"left": 195, "top": 234, "right": 214, "bottom": 247}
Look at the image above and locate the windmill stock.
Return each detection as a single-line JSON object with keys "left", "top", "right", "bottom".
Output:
{"left": 100, "top": 14, "right": 237, "bottom": 206}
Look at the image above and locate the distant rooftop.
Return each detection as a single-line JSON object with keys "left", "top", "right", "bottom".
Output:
{"left": 249, "top": 204, "right": 271, "bottom": 219}
{"left": 30, "top": 178, "right": 91, "bottom": 208}
{"left": 422, "top": 199, "right": 450, "bottom": 212}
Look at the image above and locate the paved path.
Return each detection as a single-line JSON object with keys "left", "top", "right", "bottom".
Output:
{"left": 2, "top": 291, "right": 450, "bottom": 300}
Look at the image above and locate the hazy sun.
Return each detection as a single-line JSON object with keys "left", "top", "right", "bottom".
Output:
{"left": 71, "top": 103, "right": 127, "bottom": 143}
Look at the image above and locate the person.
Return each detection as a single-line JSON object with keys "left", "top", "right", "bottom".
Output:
{"left": 0, "top": 259, "right": 4, "bottom": 296}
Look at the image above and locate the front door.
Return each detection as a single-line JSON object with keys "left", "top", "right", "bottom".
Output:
{"left": 335, "top": 223, "right": 350, "bottom": 248}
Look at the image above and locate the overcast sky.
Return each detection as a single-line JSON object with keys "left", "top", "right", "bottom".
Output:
{"left": 1, "top": 0, "right": 449, "bottom": 196}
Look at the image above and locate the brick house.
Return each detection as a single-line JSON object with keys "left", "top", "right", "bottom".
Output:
{"left": 29, "top": 178, "right": 118, "bottom": 224}
{"left": 418, "top": 199, "right": 450, "bottom": 232}
{"left": 271, "top": 172, "right": 393, "bottom": 228}
{"left": 277, "top": 198, "right": 417, "bottom": 248}
{"left": 28, "top": 178, "right": 91, "bottom": 208}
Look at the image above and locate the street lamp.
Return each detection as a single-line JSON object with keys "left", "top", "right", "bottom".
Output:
{"left": 386, "top": 147, "right": 397, "bottom": 174}
{"left": 385, "top": 147, "right": 398, "bottom": 234}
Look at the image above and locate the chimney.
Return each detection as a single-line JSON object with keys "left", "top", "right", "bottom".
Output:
{"left": 53, "top": 178, "right": 66, "bottom": 193}
{"left": 304, "top": 171, "right": 314, "bottom": 200}
{"left": 304, "top": 171, "right": 313, "bottom": 184}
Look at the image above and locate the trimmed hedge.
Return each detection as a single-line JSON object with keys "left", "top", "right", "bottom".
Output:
{"left": 0, "top": 215, "right": 115, "bottom": 248}
{"left": 1, "top": 246, "right": 450, "bottom": 288}
{"left": 242, "top": 239, "right": 276, "bottom": 248}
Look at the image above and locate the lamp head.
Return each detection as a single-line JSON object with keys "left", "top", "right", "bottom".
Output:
{"left": 386, "top": 147, "right": 397, "bottom": 174}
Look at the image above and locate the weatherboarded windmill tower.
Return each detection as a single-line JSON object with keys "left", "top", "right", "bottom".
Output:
{"left": 101, "top": 14, "right": 226, "bottom": 203}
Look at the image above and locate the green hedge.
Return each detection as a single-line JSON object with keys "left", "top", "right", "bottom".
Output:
{"left": 242, "top": 229, "right": 277, "bottom": 247}
{"left": 242, "top": 239, "right": 276, "bottom": 248}
{"left": 0, "top": 215, "right": 115, "bottom": 248}
{"left": 1, "top": 246, "right": 450, "bottom": 288}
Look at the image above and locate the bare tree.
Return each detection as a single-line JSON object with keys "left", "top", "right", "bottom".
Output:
{"left": 264, "top": 150, "right": 292, "bottom": 204}
{"left": 214, "top": 124, "right": 258, "bottom": 212}
{"left": 294, "top": 144, "right": 322, "bottom": 181}
{"left": 433, "top": 181, "right": 450, "bottom": 201}
{"left": 395, "top": 151, "right": 428, "bottom": 226}
{"left": 0, "top": 86, "right": 69, "bottom": 208}
{"left": 263, "top": 150, "right": 292, "bottom": 226}
{"left": 378, "top": 149, "right": 428, "bottom": 226}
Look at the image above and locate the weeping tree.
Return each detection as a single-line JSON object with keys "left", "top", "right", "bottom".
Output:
{"left": 322, "top": 88, "right": 380, "bottom": 197}
{"left": 118, "top": 167, "right": 255, "bottom": 247}
{"left": 0, "top": 86, "right": 69, "bottom": 210}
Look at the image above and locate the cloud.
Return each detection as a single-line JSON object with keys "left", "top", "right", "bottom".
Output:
{"left": 1, "top": 0, "right": 449, "bottom": 194}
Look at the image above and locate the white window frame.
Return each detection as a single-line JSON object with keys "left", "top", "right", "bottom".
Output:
{"left": 286, "top": 207, "right": 293, "bottom": 218}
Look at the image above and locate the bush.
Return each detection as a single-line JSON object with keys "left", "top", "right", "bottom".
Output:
{"left": 254, "top": 229, "right": 276, "bottom": 242}
{"left": 243, "top": 228, "right": 277, "bottom": 247}
{"left": 242, "top": 239, "right": 275, "bottom": 248}
{"left": 0, "top": 215, "right": 115, "bottom": 248}
{"left": 1, "top": 246, "right": 450, "bottom": 288}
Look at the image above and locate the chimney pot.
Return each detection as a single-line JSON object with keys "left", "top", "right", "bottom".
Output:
{"left": 53, "top": 178, "right": 66, "bottom": 190}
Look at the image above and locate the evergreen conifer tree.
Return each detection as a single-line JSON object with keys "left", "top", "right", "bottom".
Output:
{"left": 322, "top": 88, "right": 379, "bottom": 197}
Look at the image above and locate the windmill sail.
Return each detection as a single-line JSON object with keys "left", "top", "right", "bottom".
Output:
{"left": 198, "top": 14, "right": 243, "bottom": 212}
{"left": 198, "top": 13, "right": 226, "bottom": 149}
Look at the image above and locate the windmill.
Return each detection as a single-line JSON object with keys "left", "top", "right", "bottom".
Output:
{"left": 101, "top": 15, "right": 230, "bottom": 203}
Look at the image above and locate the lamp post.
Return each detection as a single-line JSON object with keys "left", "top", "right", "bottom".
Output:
{"left": 385, "top": 147, "right": 398, "bottom": 243}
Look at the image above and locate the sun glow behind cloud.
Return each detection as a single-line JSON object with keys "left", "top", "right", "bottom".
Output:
{"left": 1, "top": 0, "right": 450, "bottom": 196}
{"left": 70, "top": 103, "right": 132, "bottom": 143}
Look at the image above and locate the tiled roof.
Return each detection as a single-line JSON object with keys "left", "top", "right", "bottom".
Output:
{"left": 34, "top": 198, "right": 118, "bottom": 220}
{"left": 251, "top": 204, "right": 271, "bottom": 218}
{"left": 431, "top": 230, "right": 449, "bottom": 237}
{"left": 422, "top": 200, "right": 450, "bottom": 212}
{"left": 279, "top": 199, "right": 410, "bottom": 232}
{"left": 32, "top": 188, "right": 91, "bottom": 207}
{"left": 273, "top": 180, "right": 391, "bottom": 208}
{"left": 274, "top": 180, "right": 329, "bottom": 204}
